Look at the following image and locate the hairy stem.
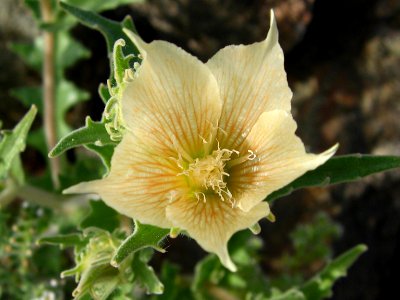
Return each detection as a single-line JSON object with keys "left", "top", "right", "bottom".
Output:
{"left": 16, "top": 184, "right": 84, "bottom": 211}
{"left": 0, "top": 179, "right": 18, "bottom": 208}
{"left": 41, "top": 0, "right": 60, "bottom": 188}
{"left": 0, "top": 182, "right": 88, "bottom": 212}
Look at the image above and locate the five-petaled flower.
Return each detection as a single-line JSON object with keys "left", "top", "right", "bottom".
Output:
{"left": 65, "top": 11, "right": 337, "bottom": 271}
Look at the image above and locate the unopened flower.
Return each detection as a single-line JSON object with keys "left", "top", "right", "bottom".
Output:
{"left": 65, "top": 11, "right": 337, "bottom": 271}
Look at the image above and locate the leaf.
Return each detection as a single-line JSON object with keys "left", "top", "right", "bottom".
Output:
{"left": 268, "top": 289, "right": 306, "bottom": 300}
{"left": 192, "top": 255, "right": 224, "bottom": 293}
{"left": 98, "top": 83, "right": 111, "bottom": 104}
{"left": 300, "top": 244, "right": 367, "bottom": 300}
{"left": 10, "top": 87, "right": 43, "bottom": 112}
{"left": 112, "top": 39, "right": 136, "bottom": 87}
{"left": 0, "top": 106, "right": 37, "bottom": 179}
{"left": 38, "top": 233, "right": 86, "bottom": 248}
{"left": 10, "top": 38, "right": 43, "bottom": 72}
{"left": 63, "top": 0, "right": 145, "bottom": 14}
{"left": 60, "top": 1, "right": 139, "bottom": 59}
{"left": 10, "top": 156, "right": 25, "bottom": 186}
{"left": 57, "top": 229, "right": 128, "bottom": 299}
{"left": 74, "top": 263, "right": 120, "bottom": 299}
{"left": 56, "top": 79, "right": 90, "bottom": 138}
{"left": 89, "top": 273, "right": 120, "bottom": 300}
{"left": 80, "top": 200, "right": 120, "bottom": 232}
{"left": 111, "top": 221, "right": 169, "bottom": 267}
{"left": 158, "top": 262, "right": 185, "bottom": 300}
{"left": 24, "top": 0, "right": 41, "bottom": 19}
{"left": 11, "top": 32, "right": 89, "bottom": 82}
{"left": 267, "top": 155, "right": 400, "bottom": 202}
{"left": 84, "top": 144, "right": 114, "bottom": 171}
{"left": 10, "top": 29, "right": 90, "bottom": 157}
{"left": 49, "top": 116, "right": 116, "bottom": 157}
{"left": 56, "top": 31, "right": 90, "bottom": 70}
{"left": 11, "top": 83, "right": 89, "bottom": 157}
{"left": 132, "top": 249, "right": 164, "bottom": 295}
{"left": 27, "top": 128, "right": 47, "bottom": 157}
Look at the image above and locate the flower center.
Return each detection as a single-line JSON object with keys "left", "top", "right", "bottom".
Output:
{"left": 179, "top": 148, "right": 237, "bottom": 203}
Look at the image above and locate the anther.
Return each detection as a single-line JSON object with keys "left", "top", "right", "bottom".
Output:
{"left": 248, "top": 150, "right": 256, "bottom": 160}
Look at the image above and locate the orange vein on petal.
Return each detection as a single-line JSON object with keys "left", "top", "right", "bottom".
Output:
{"left": 207, "top": 11, "right": 292, "bottom": 151}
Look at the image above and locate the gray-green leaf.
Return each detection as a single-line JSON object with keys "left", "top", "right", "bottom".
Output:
{"left": 132, "top": 249, "right": 164, "bottom": 295}
{"left": 0, "top": 106, "right": 37, "bottom": 179}
{"left": 38, "top": 233, "right": 86, "bottom": 248}
{"left": 111, "top": 221, "right": 169, "bottom": 267}
{"left": 49, "top": 116, "right": 116, "bottom": 158}
{"left": 267, "top": 155, "right": 400, "bottom": 202}
{"left": 300, "top": 244, "right": 367, "bottom": 300}
{"left": 59, "top": 1, "right": 139, "bottom": 63}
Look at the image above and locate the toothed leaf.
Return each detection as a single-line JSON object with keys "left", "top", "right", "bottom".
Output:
{"left": 111, "top": 221, "right": 169, "bottom": 267}
{"left": 268, "top": 155, "right": 400, "bottom": 202}
{"left": 0, "top": 106, "right": 37, "bottom": 179}
{"left": 301, "top": 244, "right": 367, "bottom": 299}
{"left": 49, "top": 117, "right": 115, "bottom": 157}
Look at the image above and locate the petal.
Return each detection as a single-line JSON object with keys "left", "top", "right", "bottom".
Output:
{"left": 64, "top": 131, "right": 185, "bottom": 228}
{"left": 229, "top": 110, "right": 338, "bottom": 212}
{"left": 206, "top": 11, "right": 292, "bottom": 150}
{"left": 165, "top": 195, "right": 270, "bottom": 271}
{"left": 122, "top": 30, "right": 221, "bottom": 159}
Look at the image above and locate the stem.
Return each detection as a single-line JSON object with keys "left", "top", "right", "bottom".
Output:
{"left": 17, "top": 184, "right": 89, "bottom": 212}
{"left": 0, "top": 183, "right": 88, "bottom": 212}
{"left": 41, "top": 0, "right": 60, "bottom": 188}
{"left": 0, "top": 179, "right": 18, "bottom": 208}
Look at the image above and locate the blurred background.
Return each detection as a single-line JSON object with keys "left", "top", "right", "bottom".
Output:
{"left": 1, "top": 0, "right": 400, "bottom": 299}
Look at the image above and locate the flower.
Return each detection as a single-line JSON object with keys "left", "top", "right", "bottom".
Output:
{"left": 65, "top": 11, "right": 337, "bottom": 272}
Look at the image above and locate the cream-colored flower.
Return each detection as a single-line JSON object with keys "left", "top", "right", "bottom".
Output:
{"left": 65, "top": 11, "right": 337, "bottom": 272}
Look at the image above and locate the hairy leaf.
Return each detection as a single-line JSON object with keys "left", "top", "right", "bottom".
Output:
{"left": 132, "top": 249, "right": 164, "bottom": 295}
{"left": 192, "top": 255, "right": 223, "bottom": 293}
{"left": 49, "top": 117, "right": 115, "bottom": 157}
{"left": 88, "top": 273, "right": 120, "bottom": 300}
{"left": 10, "top": 38, "right": 43, "bottom": 72}
{"left": 111, "top": 221, "right": 169, "bottom": 267}
{"left": 113, "top": 39, "right": 135, "bottom": 86}
{"left": 0, "top": 106, "right": 37, "bottom": 179}
{"left": 63, "top": 0, "right": 144, "bottom": 14}
{"left": 56, "top": 31, "right": 90, "bottom": 70}
{"left": 11, "top": 35, "right": 90, "bottom": 156}
{"left": 60, "top": 1, "right": 139, "bottom": 59}
{"left": 80, "top": 200, "right": 120, "bottom": 231}
{"left": 56, "top": 80, "right": 90, "bottom": 138}
{"left": 267, "top": 155, "right": 400, "bottom": 202}
{"left": 98, "top": 83, "right": 111, "bottom": 104}
{"left": 84, "top": 144, "right": 114, "bottom": 171}
{"left": 268, "top": 289, "right": 306, "bottom": 300}
{"left": 10, "top": 87, "right": 43, "bottom": 112}
{"left": 38, "top": 233, "right": 86, "bottom": 248}
{"left": 301, "top": 244, "right": 367, "bottom": 299}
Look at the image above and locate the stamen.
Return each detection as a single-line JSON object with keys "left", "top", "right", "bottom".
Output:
{"left": 226, "top": 155, "right": 249, "bottom": 168}
{"left": 202, "top": 120, "right": 227, "bottom": 155}
{"left": 226, "top": 149, "right": 256, "bottom": 168}
{"left": 195, "top": 192, "right": 206, "bottom": 203}
{"left": 170, "top": 135, "right": 193, "bottom": 163}
{"left": 180, "top": 147, "right": 237, "bottom": 204}
{"left": 248, "top": 150, "right": 256, "bottom": 160}
{"left": 169, "top": 153, "right": 186, "bottom": 172}
{"left": 199, "top": 135, "right": 208, "bottom": 144}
